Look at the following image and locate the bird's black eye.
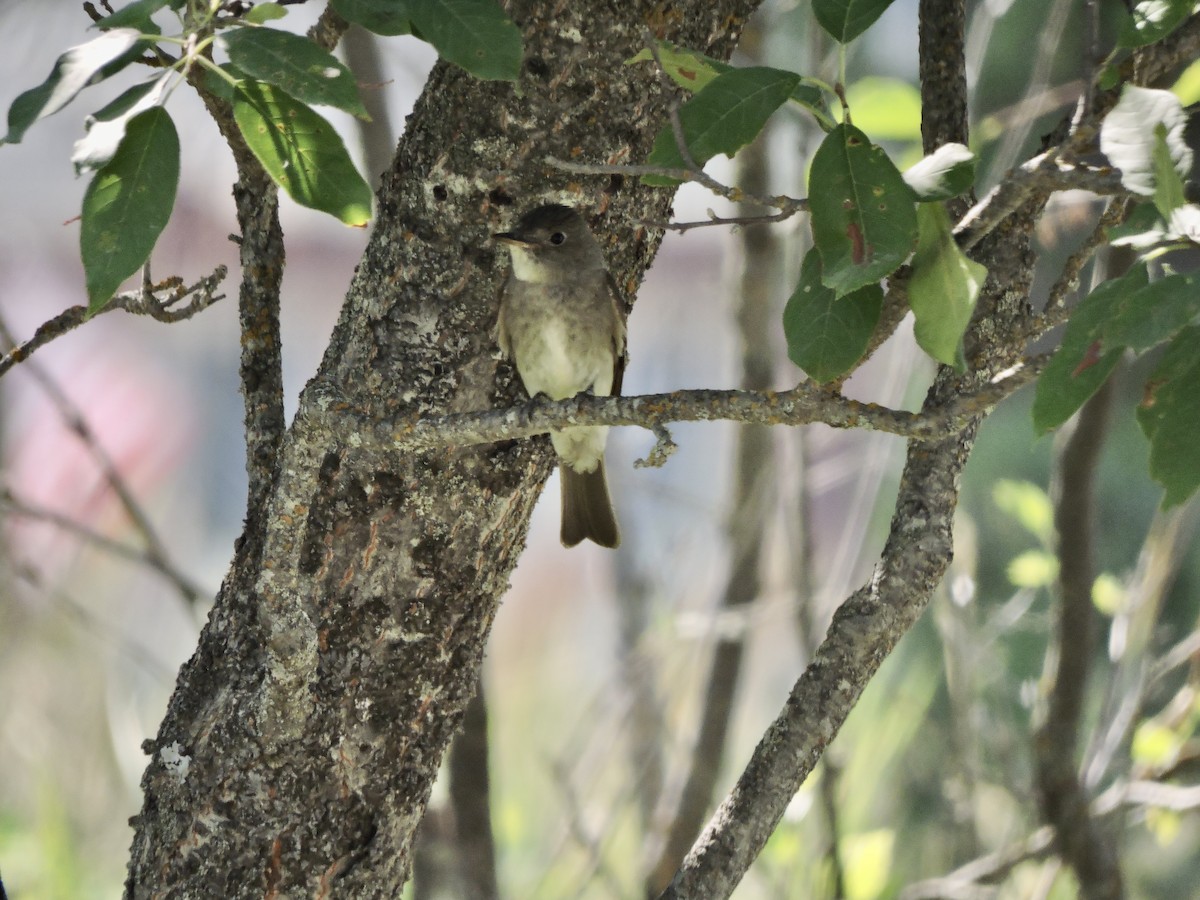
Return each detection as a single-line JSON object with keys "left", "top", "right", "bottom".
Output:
{"left": 549, "top": 231, "right": 567, "bottom": 245}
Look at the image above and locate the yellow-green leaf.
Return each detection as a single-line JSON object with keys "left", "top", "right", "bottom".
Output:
{"left": 232, "top": 79, "right": 372, "bottom": 226}
{"left": 908, "top": 202, "right": 986, "bottom": 369}
{"left": 1091, "top": 573, "right": 1125, "bottom": 616}
{"left": 1007, "top": 550, "right": 1058, "bottom": 588}
{"left": 992, "top": 480, "right": 1053, "bottom": 543}
{"left": 841, "top": 829, "right": 895, "bottom": 900}
{"left": 1132, "top": 720, "right": 1181, "bottom": 768}
{"left": 844, "top": 76, "right": 921, "bottom": 142}
{"left": 625, "top": 41, "right": 729, "bottom": 93}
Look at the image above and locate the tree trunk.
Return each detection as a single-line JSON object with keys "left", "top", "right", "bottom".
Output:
{"left": 124, "top": 2, "right": 762, "bottom": 895}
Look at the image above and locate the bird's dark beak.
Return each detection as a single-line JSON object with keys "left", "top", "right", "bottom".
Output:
{"left": 493, "top": 231, "right": 525, "bottom": 245}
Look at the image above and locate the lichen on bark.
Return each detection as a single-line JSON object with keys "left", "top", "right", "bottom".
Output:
{"left": 124, "top": 2, "right": 761, "bottom": 896}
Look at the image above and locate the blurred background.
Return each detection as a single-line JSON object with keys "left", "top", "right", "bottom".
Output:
{"left": 1, "top": 1, "right": 1197, "bottom": 898}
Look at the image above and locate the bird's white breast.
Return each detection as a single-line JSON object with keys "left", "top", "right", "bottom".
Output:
{"left": 508, "top": 246, "right": 553, "bottom": 283}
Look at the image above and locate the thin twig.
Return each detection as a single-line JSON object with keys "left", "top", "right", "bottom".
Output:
{"left": 13, "top": 562, "right": 177, "bottom": 680}
{"left": 956, "top": 157, "right": 1124, "bottom": 252}
{"left": 1, "top": 487, "right": 209, "bottom": 603}
{"left": 653, "top": 208, "right": 798, "bottom": 233}
{"left": 185, "top": 55, "right": 288, "bottom": 533}
{"left": 0, "top": 267, "right": 226, "bottom": 379}
{"left": 1151, "top": 627, "right": 1200, "bottom": 687}
{"left": 1083, "top": 498, "right": 1200, "bottom": 789}
{"left": 0, "top": 323, "right": 206, "bottom": 609}
{"left": 900, "top": 777, "right": 1200, "bottom": 899}
{"left": 634, "top": 424, "right": 678, "bottom": 468}
{"left": 547, "top": 156, "right": 808, "bottom": 222}
{"left": 547, "top": 758, "right": 626, "bottom": 899}
{"left": 1036, "top": 198, "right": 1130, "bottom": 323}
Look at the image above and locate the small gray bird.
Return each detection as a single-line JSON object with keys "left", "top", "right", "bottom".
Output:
{"left": 495, "top": 204, "right": 627, "bottom": 548}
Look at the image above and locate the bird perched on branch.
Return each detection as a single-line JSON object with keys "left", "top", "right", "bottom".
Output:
{"left": 495, "top": 203, "right": 627, "bottom": 548}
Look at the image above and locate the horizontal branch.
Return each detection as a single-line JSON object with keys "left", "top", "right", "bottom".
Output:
{"left": 373, "top": 359, "right": 1045, "bottom": 455}
{"left": 900, "top": 777, "right": 1200, "bottom": 900}
{"left": 0, "top": 265, "right": 227, "bottom": 380}
{"left": 546, "top": 156, "right": 807, "bottom": 223}
{"left": 956, "top": 158, "right": 1125, "bottom": 252}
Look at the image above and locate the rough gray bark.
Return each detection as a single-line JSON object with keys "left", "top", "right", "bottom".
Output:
{"left": 116, "top": 2, "right": 1200, "bottom": 897}
{"left": 232, "top": 171, "right": 286, "bottom": 517}
{"left": 123, "top": 2, "right": 761, "bottom": 896}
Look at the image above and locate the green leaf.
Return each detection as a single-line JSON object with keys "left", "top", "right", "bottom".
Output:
{"left": 1103, "top": 271, "right": 1200, "bottom": 352}
{"left": 1100, "top": 86, "right": 1192, "bottom": 197}
{"left": 627, "top": 45, "right": 832, "bottom": 129}
{"left": 1137, "top": 325, "right": 1200, "bottom": 507}
{"left": 903, "top": 143, "right": 976, "bottom": 201}
{"left": 232, "top": 79, "right": 373, "bottom": 225}
{"left": 643, "top": 67, "right": 800, "bottom": 186}
{"left": 1118, "top": 0, "right": 1194, "bottom": 48}
{"left": 808, "top": 123, "right": 918, "bottom": 295}
{"left": 72, "top": 75, "right": 170, "bottom": 175}
{"left": 1132, "top": 720, "right": 1182, "bottom": 767}
{"left": 1032, "top": 263, "right": 1148, "bottom": 433}
{"left": 95, "top": 0, "right": 170, "bottom": 30}
{"left": 844, "top": 77, "right": 921, "bottom": 142}
{"left": 907, "top": 203, "right": 986, "bottom": 369}
{"left": 1151, "top": 124, "right": 1188, "bottom": 218}
{"left": 1092, "top": 573, "right": 1125, "bottom": 616}
{"left": 625, "top": 41, "right": 730, "bottom": 93}
{"left": 331, "top": 0, "right": 412, "bottom": 35}
{"left": 1099, "top": 63, "right": 1122, "bottom": 92}
{"left": 1172, "top": 58, "right": 1200, "bottom": 106}
{"left": 80, "top": 106, "right": 179, "bottom": 311}
{"left": 791, "top": 82, "right": 835, "bottom": 130}
{"left": 992, "top": 480, "right": 1054, "bottom": 544}
{"left": 4, "top": 28, "right": 143, "bottom": 144}
{"left": 813, "top": 0, "right": 899, "bottom": 43}
{"left": 220, "top": 28, "right": 369, "bottom": 119}
{"left": 841, "top": 830, "right": 895, "bottom": 900}
{"left": 245, "top": 2, "right": 288, "bottom": 23}
{"left": 1007, "top": 549, "right": 1059, "bottom": 588}
{"left": 407, "top": 0, "right": 522, "bottom": 81}
{"left": 783, "top": 248, "right": 883, "bottom": 382}
{"left": 202, "top": 63, "right": 241, "bottom": 104}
